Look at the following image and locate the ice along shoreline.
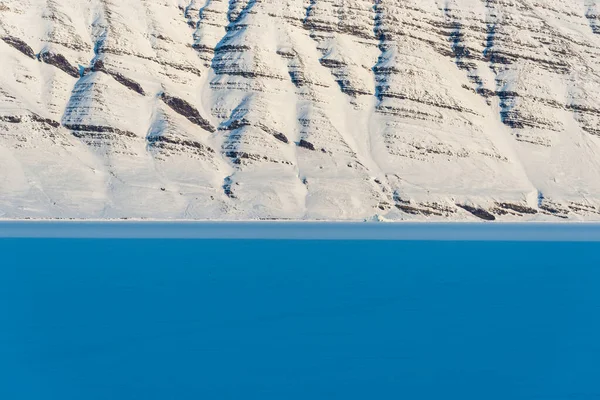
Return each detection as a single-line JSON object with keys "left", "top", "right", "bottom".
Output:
{"left": 1, "top": 221, "right": 600, "bottom": 241}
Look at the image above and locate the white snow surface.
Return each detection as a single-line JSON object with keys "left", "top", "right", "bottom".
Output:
{"left": 1, "top": 0, "right": 600, "bottom": 221}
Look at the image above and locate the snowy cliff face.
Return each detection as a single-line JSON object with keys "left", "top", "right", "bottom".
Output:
{"left": 1, "top": 0, "right": 600, "bottom": 220}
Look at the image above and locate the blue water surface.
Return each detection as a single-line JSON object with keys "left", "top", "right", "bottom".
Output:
{"left": 1, "top": 239, "right": 599, "bottom": 399}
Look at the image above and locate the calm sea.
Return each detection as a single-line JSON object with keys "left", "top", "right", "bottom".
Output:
{"left": 1, "top": 236, "right": 599, "bottom": 399}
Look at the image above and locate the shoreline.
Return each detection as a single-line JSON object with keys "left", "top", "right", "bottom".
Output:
{"left": 1, "top": 220, "right": 600, "bottom": 241}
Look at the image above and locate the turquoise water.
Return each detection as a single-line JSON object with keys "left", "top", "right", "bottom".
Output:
{"left": 1, "top": 239, "right": 599, "bottom": 399}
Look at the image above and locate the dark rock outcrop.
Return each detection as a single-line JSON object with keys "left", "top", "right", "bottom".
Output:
{"left": 160, "top": 93, "right": 215, "bottom": 132}
{"left": 457, "top": 204, "right": 496, "bottom": 221}
{"left": 92, "top": 60, "right": 145, "bottom": 95}
{"left": 2, "top": 36, "right": 35, "bottom": 59}
{"left": 39, "top": 51, "right": 80, "bottom": 78}
{"left": 64, "top": 124, "right": 136, "bottom": 138}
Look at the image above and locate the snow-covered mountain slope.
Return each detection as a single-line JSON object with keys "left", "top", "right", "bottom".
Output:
{"left": 1, "top": 0, "right": 600, "bottom": 220}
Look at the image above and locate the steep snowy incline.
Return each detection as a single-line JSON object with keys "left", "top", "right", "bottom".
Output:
{"left": 1, "top": 0, "right": 600, "bottom": 220}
